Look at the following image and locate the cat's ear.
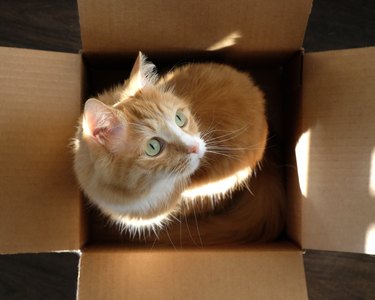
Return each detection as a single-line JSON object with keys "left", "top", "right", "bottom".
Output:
{"left": 82, "top": 98, "right": 126, "bottom": 153}
{"left": 124, "top": 51, "right": 158, "bottom": 96}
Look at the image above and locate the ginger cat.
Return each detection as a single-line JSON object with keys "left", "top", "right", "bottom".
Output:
{"left": 73, "top": 52, "right": 285, "bottom": 246}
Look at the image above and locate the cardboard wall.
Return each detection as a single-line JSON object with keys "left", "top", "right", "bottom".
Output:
{"left": 299, "top": 47, "right": 375, "bottom": 254}
{"left": 78, "top": 0, "right": 311, "bottom": 58}
{"left": 0, "top": 47, "right": 82, "bottom": 253}
{"left": 78, "top": 246, "right": 307, "bottom": 300}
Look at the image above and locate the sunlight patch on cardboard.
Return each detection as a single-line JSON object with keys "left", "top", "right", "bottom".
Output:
{"left": 295, "top": 129, "right": 311, "bottom": 198}
{"left": 207, "top": 31, "right": 242, "bottom": 51}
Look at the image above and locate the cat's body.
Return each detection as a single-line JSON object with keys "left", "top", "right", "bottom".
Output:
{"left": 73, "top": 52, "right": 285, "bottom": 245}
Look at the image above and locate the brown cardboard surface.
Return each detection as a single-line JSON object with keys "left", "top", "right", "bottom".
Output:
{"left": 299, "top": 47, "right": 375, "bottom": 253}
{"left": 78, "top": 0, "right": 311, "bottom": 58}
{"left": 78, "top": 247, "right": 307, "bottom": 300}
{"left": 0, "top": 47, "right": 82, "bottom": 253}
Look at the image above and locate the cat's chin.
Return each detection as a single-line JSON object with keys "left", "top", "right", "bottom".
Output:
{"left": 183, "top": 138, "right": 206, "bottom": 176}
{"left": 197, "top": 137, "right": 207, "bottom": 159}
{"left": 185, "top": 154, "right": 202, "bottom": 177}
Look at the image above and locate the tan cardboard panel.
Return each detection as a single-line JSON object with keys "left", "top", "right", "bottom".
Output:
{"left": 0, "top": 47, "right": 82, "bottom": 253}
{"left": 299, "top": 47, "right": 375, "bottom": 254}
{"left": 78, "top": 0, "right": 311, "bottom": 57}
{"left": 78, "top": 247, "right": 307, "bottom": 300}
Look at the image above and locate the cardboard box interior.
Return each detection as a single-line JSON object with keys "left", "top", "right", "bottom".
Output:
{"left": 81, "top": 51, "right": 300, "bottom": 247}
{"left": 75, "top": 50, "right": 309, "bottom": 300}
{"left": 79, "top": 51, "right": 307, "bottom": 299}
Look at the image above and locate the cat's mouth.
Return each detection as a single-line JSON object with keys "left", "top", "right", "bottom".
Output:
{"left": 179, "top": 138, "right": 206, "bottom": 177}
{"left": 189, "top": 155, "right": 200, "bottom": 174}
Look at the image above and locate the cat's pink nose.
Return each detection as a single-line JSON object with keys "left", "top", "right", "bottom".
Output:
{"left": 187, "top": 143, "right": 199, "bottom": 154}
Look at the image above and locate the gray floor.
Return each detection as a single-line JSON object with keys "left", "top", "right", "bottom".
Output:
{"left": 0, "top": 0, "right": 375, "bottom": 299}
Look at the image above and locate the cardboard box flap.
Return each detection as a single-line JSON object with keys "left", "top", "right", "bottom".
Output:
{"left": 78, "top": 0, "right": 311, "bottom": 56}
{"left": 297, "top": 47, "right": 375, "bottom": 254}
{"left": 78, "top": 247, "right": 307, "bottom": 300}
{"left": 0, "top": 47, "right": 82, "bottom": 254}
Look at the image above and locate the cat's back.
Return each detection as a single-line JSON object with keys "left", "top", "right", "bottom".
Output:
{"left": 159, "top": 63, "right": 265, "bottom": 120}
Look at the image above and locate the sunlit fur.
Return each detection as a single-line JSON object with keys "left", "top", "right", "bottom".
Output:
{"left": 73, "top": 53, "right": 285, "bottom": 243}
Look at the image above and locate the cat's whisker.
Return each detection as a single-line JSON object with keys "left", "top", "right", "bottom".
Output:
{"left": 151, "top": 236, "right": 158, "bottom": 249}
{"left": 200, "top": 130, "right": 214, "bottom": 140}
{"left": 205, "top": 131, "right": 247, "bottom": 144}
{"left": 205, "top": 136, "right": 270, "bottom": 154}
{"left": 201, "top": 121, "right": 218, "bottom": 137}
{"left": 204, "top": 136, "right": 244, "bottom": 148}
{"left": 165, "top": 229, "right": 177, "bottom": 251}
{"left": 204, "top": 124, "right": 249, "bottom": 140}
{"left": 242, "top": 178, "right": 254, "bottom": 196}
{"left": 184, "top": 213, "right": 201, "bottom": 248}
{"left": 205, "top": 149, "right": 240, "bottom": 156}
{"left": 201, "top": 128, "right": 233, "bottom": 139}
{"left": 205, "top": 150, "right": 242, "bottom": 161}
{"left": 205, "top": 127, "right": 246, "bottom": 135}
{"left": 170, "top": 213, "right": 181, "bottom": 224}
{"left": 192, "top": 205, "right": 203, "bottom": 247}
{"left": 151, "top": 223, "right": 160, "bottom": 239}
{"left": 204, "top": 134, "right": 239, "bottom": 144}
{"left": 200, "top": 112, "right": 217, "bottom": 137}
{"left": 179, "top": 212, "right": 183, "bottom": 248}
{"left": 206, "top": 145, "right": 265, "bottom": 152}
{"left": 201, "top": 118, "right": 247, "bottom": 135}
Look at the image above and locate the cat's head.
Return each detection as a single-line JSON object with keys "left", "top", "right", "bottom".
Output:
{"left": 74, "top": 52, "right": 206, "bottom": 227}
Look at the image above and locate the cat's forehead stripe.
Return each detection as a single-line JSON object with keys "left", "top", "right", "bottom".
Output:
{"left": 127, "top": 102, "right": 161, "bottom": 120}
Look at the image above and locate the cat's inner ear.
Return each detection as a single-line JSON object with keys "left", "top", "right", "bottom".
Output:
{"left": 83, "top": 98, "right": 126, "bottom": 153}
{"left": 124, "top": 51, "right": 158, "bottom": 96}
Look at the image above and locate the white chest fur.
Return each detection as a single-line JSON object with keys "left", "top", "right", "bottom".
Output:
{"left": 93, "top": 175, "right": 179, "bottom": 217}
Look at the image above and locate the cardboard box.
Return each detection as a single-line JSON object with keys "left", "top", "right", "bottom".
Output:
{"left": 1, "top": 0, "right": 374, "bottom": 298}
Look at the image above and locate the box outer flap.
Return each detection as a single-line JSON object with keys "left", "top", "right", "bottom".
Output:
{"left": 78, "top": 247, "right": 307, "bottom": 300}
{"left": 298, "top": 47, "right": 375, "bottom": 254}
{"left": 0, "top": 47, "right": 82, "bottom": 254}
{"left": 78, "top": 0, "right": 311, "bottom": 57}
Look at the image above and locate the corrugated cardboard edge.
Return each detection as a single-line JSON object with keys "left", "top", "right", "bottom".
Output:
{"left": 284, "top": 51, "right": 304, "bottom": 247}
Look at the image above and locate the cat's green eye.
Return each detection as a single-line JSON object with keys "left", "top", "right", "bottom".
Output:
{"left": 145, "top": 138, "right": 162, "bottom": 157}
{"left": 175, "top": 110, "right": 187, "bottom": 127}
